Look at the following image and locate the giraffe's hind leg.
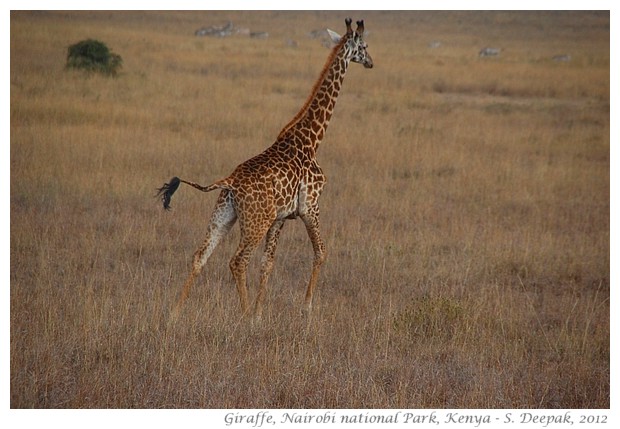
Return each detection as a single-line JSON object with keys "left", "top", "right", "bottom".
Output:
{"left": 255, "top": 219, "right": 286, "bottom": 320}
{"left": 229, "top": 216, "right": 274, "bottom": 315}
{"left": 172, "top": 191, "right": 236, "bottom": 317}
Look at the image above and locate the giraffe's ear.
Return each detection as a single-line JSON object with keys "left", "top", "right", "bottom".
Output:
{"left": 326, "top": 29, "right": 341, "bottom": 44}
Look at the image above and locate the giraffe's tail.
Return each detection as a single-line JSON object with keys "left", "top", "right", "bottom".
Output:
{"left": 156, "top": 176, "right": 234, "bottom": 210}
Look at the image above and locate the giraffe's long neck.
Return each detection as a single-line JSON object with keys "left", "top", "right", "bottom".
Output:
{"left": 277, "top": 39, "right": 350, "bottom": 152}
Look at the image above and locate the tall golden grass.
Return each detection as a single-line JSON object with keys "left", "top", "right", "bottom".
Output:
{"left": 11, "top": 11, "right": 609, "bottom": 408}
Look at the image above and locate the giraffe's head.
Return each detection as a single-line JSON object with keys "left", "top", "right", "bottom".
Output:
{"left": 328, "top": 18, "right": 373, "bottom": 69}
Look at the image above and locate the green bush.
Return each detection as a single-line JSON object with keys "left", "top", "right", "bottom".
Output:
{"left": 66, "top": 39, "right": 122, "bottom": 76}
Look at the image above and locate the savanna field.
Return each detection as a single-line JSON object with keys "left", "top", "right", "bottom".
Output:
{"left": 10, "top": 11, "right": 609, "bottom": 408}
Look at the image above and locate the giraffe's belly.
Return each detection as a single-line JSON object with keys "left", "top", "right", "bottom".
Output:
{"left": 272, "top": 162, "right": 325, "bottom": 220}
{"left": 275, "top": 179, "right": 322, "bottom": 220}
{"left": 274, "top": 178, "right": 306, "bottom": 220}
{"left": 275, "top": 191, "right": 300, "bottom": 220}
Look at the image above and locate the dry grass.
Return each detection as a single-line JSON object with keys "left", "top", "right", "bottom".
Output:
{"left": 10, "top": 11, "right": 609, "bottom": 408}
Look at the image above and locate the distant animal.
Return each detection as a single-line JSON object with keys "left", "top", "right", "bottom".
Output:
{"left": 195, "top": 21, "right": 234, "bottom": 38}
{"left": 157, "top": 18, "right": 373, "bottom": 319}
{"left": 250, "top": 31, "right": 269, "bottom": 39}
{"left": 552, "top": 54, "right": 571, "bottom": 62}
{"left": 479, "top": 47, "right": 501, "bottom": 57}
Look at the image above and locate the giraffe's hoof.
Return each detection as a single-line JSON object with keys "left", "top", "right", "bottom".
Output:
{"left": 301, "top": 302, "right": 312, "bottom": 318}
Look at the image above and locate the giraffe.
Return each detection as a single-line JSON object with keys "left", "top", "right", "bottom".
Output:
{"left": 157, "top": 18, "right": 373, "bottom": 319}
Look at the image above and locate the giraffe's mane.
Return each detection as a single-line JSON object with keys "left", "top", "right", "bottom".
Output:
{"left": 277, "top": 34, "right": 348, "bottom": 139}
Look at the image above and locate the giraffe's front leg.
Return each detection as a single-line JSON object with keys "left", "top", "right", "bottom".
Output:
{"left": 255, "top": 219, "right": 286, "bottom": 320}
{"left": 300, "top": 209, "right": 326, "bottom": 316}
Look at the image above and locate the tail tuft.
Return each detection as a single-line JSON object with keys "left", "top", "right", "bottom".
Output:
{"left": 156, "top": 176, "right": 181, "bottom": 210}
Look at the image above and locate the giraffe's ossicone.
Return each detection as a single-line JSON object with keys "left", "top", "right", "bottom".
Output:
{"left": 157, "top": 18, "right": 373, "bottom": 319}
